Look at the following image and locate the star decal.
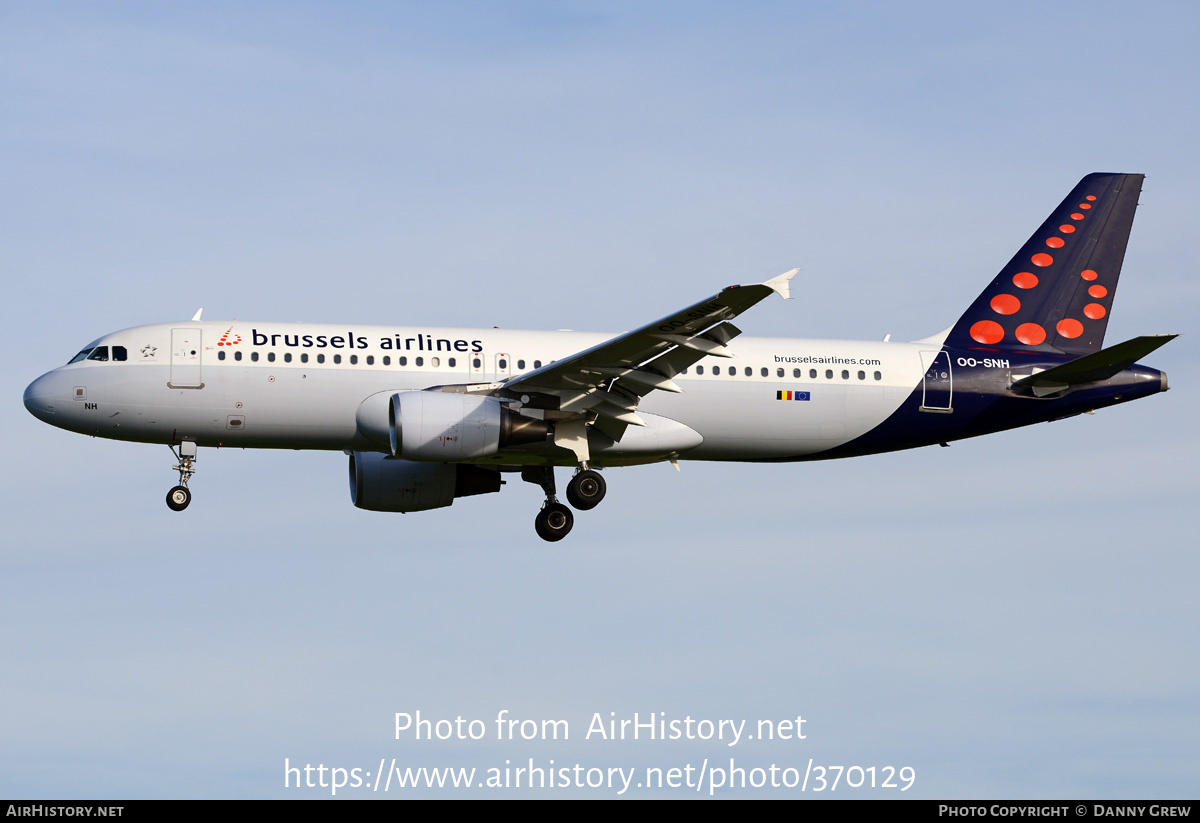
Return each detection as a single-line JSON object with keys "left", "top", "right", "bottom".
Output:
{"left": 141, "top": 345, "right": 157, "bottom": 358}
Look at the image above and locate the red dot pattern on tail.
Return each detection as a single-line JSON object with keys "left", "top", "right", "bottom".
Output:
{"left": 970, "top": 320, "right": 1004, "bottom": 345}
{"left": 1057, "top": 318, "right": 1084, "bottom": 338}
{"left": 990, "top": 294, "right": 1020, "bottom": 315}
{"left": 965, "top": 187, "right": 1112, "bottom": 348}
{"left": 1015, "top": 323, "right": 1047, "bottom": 345}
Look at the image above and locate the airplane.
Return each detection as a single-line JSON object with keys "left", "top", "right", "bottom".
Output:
{"left": 23, "top": 173, "right": 1174, "bottom": 542}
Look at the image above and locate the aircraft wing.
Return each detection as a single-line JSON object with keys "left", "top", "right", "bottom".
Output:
{"left": 503, "top": 269, "right": 797, "bottom": 443}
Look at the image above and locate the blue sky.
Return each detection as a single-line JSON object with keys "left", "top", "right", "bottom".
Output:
{"left": 2, "top": 1, "right": 1196, "bottom": 797}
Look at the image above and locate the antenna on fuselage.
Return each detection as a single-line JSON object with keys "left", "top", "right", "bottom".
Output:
{"left": 191, "top": 308, "right": 203, "bottom": 321}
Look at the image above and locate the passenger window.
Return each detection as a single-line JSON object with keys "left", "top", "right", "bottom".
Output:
{"left": 810, "top": 369, "right": 817, "bottom": 379}
{"left": 874, "top": 371, "right": 882, "bottom": 381}
{"left": 267, "top": 352, "right": 276, "bottom": 362}
{"left": 696, "top": 365, "right": 704, "bottom": 375}
{"left": 518, "top": 359, "right": 526, "bottom": 370}
{"left": 349, "top": 355, "right": 358, "bottom": 365}
{"left": 534, "top": 360, "right": 542, "bottom": 369}
{"left": 793, "top": 368, "right": 800, "bottom": 378}
{"left": 284, "top": 353, "right": 292, "bottom": 363}
{"left": 745, "top": 367, "right": 752, "bottom": 377}
{"left": 112, "top": 346, "right": 127, "bottom": 361}
{"left": 383, "top": 356, "right": 390, "bottom": 366}
{"left": 825, "top": 369, "right": 832, "bottom": 379}
{"left": 399, "top": 356, "right": 407, "bottom": 366}
{"left": 448, "top": 358, "right": 456, "bottom": 368}
{"left": 333, "top": 354, "right": 342, "bottom": 364}
{"left": 857, "top": 370, "right": 865, "bottom": 380}
{"left": 841, "top": 370, "right": 849, "bottom": 379}
{"left": 234, "top": 351, "right": 243, "bottom": 361}
{"left": 499, "top": 358, "right": 507, "bottom": 369}
{"left": 218, "top": 351, "right": 226, "bottom": 361}
{"left": 87, "top": 347, "right": 109, "bottom": 362}
{"left": 431, "top": 357, "right": 440, "bottom": 368}
{"left": 761, "top": 368, "right": 769, "bottom": 377}
{"left": 416, "top": 357, "right": 424, "bottom": 367}
{"left": 777, "top": 368, "right": 784, "bottom": 378}
{"left": 317, "top": 354, "right": 325, "bottom": 364}
{"left": 712, "top": 366, "right": 721, "bottom": 375}
{"left": 251, "top": 352, "right": 259, "bottom": 362}
{"left": 472, "top": 357, "right": 481, "bottom": 369}
{"left": 301, "top": 353, "right": 309, "bottom": 363}
{"left": 366, "top": 355, "right": 374, "bottom": 365}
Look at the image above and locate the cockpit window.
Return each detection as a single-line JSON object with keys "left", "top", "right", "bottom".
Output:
{"left": 68, "top": 348, "right": 93, "bottom": 364}
{"left": 112, "top": 346, "right": 127, "bottom": 361}
{"left": 86, "top": 346, "right": 110, "bottom": 362}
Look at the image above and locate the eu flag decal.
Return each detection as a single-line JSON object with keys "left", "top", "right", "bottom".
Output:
{"left": 776, "top": 390, "right": 811, "bottom": 401}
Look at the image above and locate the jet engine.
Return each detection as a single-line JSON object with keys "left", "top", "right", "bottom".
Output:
{"left": 388, "top": 391, "right": 549, "bottom": 461}
{"left": 349, "top": 452, "right": 502, "bottom": 512}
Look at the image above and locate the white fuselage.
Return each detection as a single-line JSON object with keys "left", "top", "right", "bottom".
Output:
{"left": 26, "top": 320, "right": 932, "bottom": 464}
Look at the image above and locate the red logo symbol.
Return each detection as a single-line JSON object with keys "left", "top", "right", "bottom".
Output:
{"left": 218, "top": 327, "right": 242, "bottom": 347}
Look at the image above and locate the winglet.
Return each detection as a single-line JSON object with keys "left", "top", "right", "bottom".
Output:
{"left": 191, "top": 308, "right": 203, "bottom": 321}
{"left": 763, "top": 268, "right": 799, "bottom": 300}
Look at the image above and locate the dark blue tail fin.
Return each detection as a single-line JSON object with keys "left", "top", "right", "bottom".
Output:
{"left": 945, "top": 172, "right": 1143, "bottom": 355}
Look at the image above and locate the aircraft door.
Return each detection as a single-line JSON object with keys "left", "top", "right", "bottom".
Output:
{"left": 169, "top": 328, "right": 204, "bottom": 389}
{"left": 919, "top": 350, "right": 952, "bottom": 413}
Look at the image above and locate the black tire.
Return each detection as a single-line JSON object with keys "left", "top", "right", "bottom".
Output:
{"left": 566, "top": 469, "right": 606, "bottom": 511}
{"left": 166, "top": 485, "right": 191, "bottom": 512}
{"left": 535, "top": 502, "right": 574, "bottom": 542}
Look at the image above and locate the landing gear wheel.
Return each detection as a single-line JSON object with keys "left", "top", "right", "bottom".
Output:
{"left": 535, "top": 502, "right": 574, "bottom": 542}
{"left": 566, "top": 469, "right": 606, "bottom": 511}
{"left": 166, "top": 485, "right": 191, "bottom": 512}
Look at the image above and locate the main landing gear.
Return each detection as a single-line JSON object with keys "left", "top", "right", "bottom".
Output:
{"left": 166, "top": 441, "right": 197, "bottom": 512}
{"left": 566, "top": 469, "right": 606, "bottom": 510}
{"left": 523, "top": 466, "right": 608, "bottom": 542}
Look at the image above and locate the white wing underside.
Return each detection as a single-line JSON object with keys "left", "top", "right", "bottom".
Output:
{"left": 497, "top": 269, "right": 798, "bottom": 458}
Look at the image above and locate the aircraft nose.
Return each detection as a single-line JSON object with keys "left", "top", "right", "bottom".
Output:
{"left": 23, "top": 372, "right": 59, "bottom": 422}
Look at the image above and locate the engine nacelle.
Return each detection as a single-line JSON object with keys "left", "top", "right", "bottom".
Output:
{"left": 349, "top": 452, "right": 502, "bottom": 513}
{"left": 388, "top": 391, "right": 549, "bottom": 461}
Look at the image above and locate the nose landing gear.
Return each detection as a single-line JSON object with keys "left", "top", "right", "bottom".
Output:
{"left": 166, "top": 441, "right": 197, "bottom": 512}
{"left": 166, "top": 485, "right": 191, "bottom": 511}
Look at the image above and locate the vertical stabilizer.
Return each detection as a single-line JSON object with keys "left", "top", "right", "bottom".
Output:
{"left": 944, "top": 173, "right": 1143, "bottom": 355}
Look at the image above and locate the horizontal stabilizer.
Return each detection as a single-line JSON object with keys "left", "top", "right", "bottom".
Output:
{"left": 1013, "top": 334, "right": 1176, "bottom": 388}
